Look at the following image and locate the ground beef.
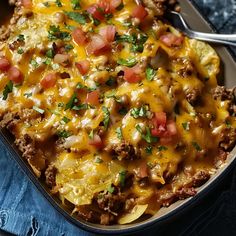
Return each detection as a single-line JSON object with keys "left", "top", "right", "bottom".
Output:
{"left": 15, "top": 133, "right": 36, "bottom": 160}
{"left": 94, "top": 190, "right": 125, "bottom": 214}
{"left": 219, "top": 127, "right": 236, "bottom": 151}
{"left": 185, "top": 88, "right": 200, "bottom": 106}
{"left": 212, "top": 86, "right": 234, "bottom": 101}
{"left": 0, "top": 111, "right": 20, "bottom": 131}
{"left": 106, "top": 141, "right": 140, "bottom": 161}
{"left": 143, "top": 0, "right": 179, "bottom": 16}
{"left": 45, "top": 165, "right": 57, "bottom": 188}
{"left": 190, "top": 171, "right": 210, "bottom": 187}
{"left": 176, "top": 187, "right": 196, "bottom": 199}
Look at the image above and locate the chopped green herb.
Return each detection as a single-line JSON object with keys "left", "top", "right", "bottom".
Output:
{"left": 72, "top": 103, "right": 89, "bottom": 111}
{"left": 62, "top": 116, "right": 71, "bottom": 123}
{"left": 225, "top": 120, "right": 231, "bottom": 128}
{"left": 192, "top": 142, "right": 202, "bottom": 151}
{"left": 145, "top": 145, "right": 153, "bottom": 154}
{"left": 94, "top": 156, "right": 103, "bottom": 163}
{"left": 30, "top": 59, "right": 39, "bottom": 69}
{"left": 116, "top": 2, "right": 124, "bottom": 10}
{"left": 17, "top": 34, "right": 25, "bottom": 41}
{"left": 64, "top": 11, "right": 86, "bottom": 25}
{"left": 17, "top": 48, "right": 24, "bottom": 54}
{"left": 88, "top": 130, "right": 94, "bottom": 139}
{"left": 76, "top": 82, "right": 87, "bottom": 89}
{"left": 107, "top": 185, "right": 115, "bottom": 194}
{"left": 71, "top": 0, "right": 81, "bottom": 9}
{"left": 55, "top": 0, "right": 62, "bottom": 7}
{"left": 117, "top": 58, "right": 137, "bottom": 67}
{"left": 182, "top": 122, "right": 190, "bottom": 131}
{"left": 58, "top": 102, "right": 64, "bottom": 108}
{"left": 130, "top": 105, "right": 149, "bottom": 119}
{"left": 65, "top": 44, "right": 74, "bottom": 52}
{"left": 33, "top": 106, "right": 45, "bottom": 114}
{"left": 115, "top": 34, "right": 136, "bottom": 43}
{"left": 57, "top": 130, "right": 71, "bottom": 138}
{"left": 102, "top": 106, "right": 110, "bottom": 130}
{"left": 2, "top": 81, "right": 13, "bottom": 100}
{"left": 146, "top": 67, "right": 155, "bottom": 81}
{"left": 65, "top": 24, "right": 76, "bottom": 31}
{"left": 105, "top": 13, "right": 113, "bottom": 21}
{"left": 48, "top": 25, "right": 71, "bottom": 41}
{"left": 157, "top": 146, "right": 168, "bottom": 151}
{"left": 136, "top": 125, "right": 158, "bottom": 144}
{"left": 116, "top": 127, "right": 123, "bottom": 140}
{"left": 119, "top": 170, "right": 126, "bottom": 187}
{"left": 65, "top": 93, "right": 78, "bottom": 110}
{"left": 131, "top": 34, "right": 148, "bottom": 53}
{"left": 24, "top": 92, "right": 32, "bottom": 98}
{"left": 43, "top": 2, "right": 50, "bottom": 7}
{"left": 44, "top": 58, "right": 52, "bottom": 65}
{"left": 46, "top": 49, "right": 55, "bottom": 58}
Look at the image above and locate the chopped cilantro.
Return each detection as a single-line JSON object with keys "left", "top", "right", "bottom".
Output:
{"left": 107, "top": 185, "right": 115, "bottom": 194}
{"left": 118, "top": 107, "right": 128, "bottom": 115}
{"left": 48, "top": 25, "right": 71, "bottom": 41}
{"left": 145, "top": 145, "right": 153, "bottom": 155}
{"left": 65, "top": 93, "right": 78, "bottom": 110}
{"left": 146, "top": 67, "right": 155, "bottom": 81}
{"left": 116, "top": 2, "right": 124, "bottom": 10}
{"left": 64, "top": 44, "right": 74, "bottom": 52}
{"left": 33, "top": 106, "right": 45, "bottom": 114}
{"left": 43, "top": 2, "right": 50, "bottom": 7}
{"left": 17, "top": 48, "right": 24, "bottom": 54}
{"left": 24, "top": 92, "right": 32, "bottom": 98}
{"left": 57, "top": 130, "right": 71, "bottom": 138}
{"left": 102, "top": 106, "right": 110, "bottom": 130}
{"left": 192, "top": 142, "right": 202, "bottom": 151}
{"left": 62, "top": 116, "right": 71, "bottom": 123}
{"left": 2, "top": 81, "right": 13, "bottom": 100}
{"left": 94, "top": 156, "right": 103, "bottom": 163}
{"left": 105, "top": 77, "right": 116, "bottom": 86}
{"left": 72, "top": 103, "right": 89, "bottom": 111}
{"left": 88, "top": 130, "right": 94, "bottom": 139}
{"left": 135, "top": 124, "right": 158, "bottom": 144}
{"left": 55, "top": 0, "right": 62, "bottom": 7}
{"left": 71, "top": 0, "right": 81, "bottom": 9}
{"left": 64, "top": 11, "right": 86, "bottom": 25}
{"left": 130, "top": 105, "right": 149, "bottom": 119}
{"left": 30, "top": 59, "right": 39, "bottom": 69}
{"left": 46, "top": 49, "right": 55, "bottom": 58}
{"left": 225, "top": 120, "right": 231, "bottom": 128}
{"left": 116, "top": 127, "right": 123, "bottom": 139}
{"left": 182, "top": 122, "right": 190, "bottom": 131}
{"left": 157, "top": 146, "right": 168, "bottom": 151}
{"left": 119, "top": 170, "right": 126, "bottom": 187}
{"left": 117, "top": 58, "right": 137, "bottom": 67}
{"left": 17, "top": 34, "right": 25, "bottom": 42}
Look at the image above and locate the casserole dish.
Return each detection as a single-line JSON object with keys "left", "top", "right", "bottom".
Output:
{"left": 0, "top": 0, "right": 236, "bottom": 234}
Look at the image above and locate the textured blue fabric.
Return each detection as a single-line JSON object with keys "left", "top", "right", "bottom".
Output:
{"left": 1, "top": 1, "right": 236, "bottom": 236}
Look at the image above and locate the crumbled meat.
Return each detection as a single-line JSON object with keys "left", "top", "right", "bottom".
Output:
{"left": 100, "top": 213, "right": 115, "bottom": 225}
{"left": 190, "top": 171, "right": 210, "bottom": 187}
{"left": 94, "top": 190, "right": 125, "bottom": 214}
{"left": 106, "top": 141, "right": 140, "bottom": 161}
{"left": 185, "top": 88, "right": 200, "bottom": 106}
{"left": 45, "top": 165, "right": 57, "bottom": 188}
{"left": 143, "top": 0, "right": 179, "bottom": 16}
{"left": 219, "top": 127, "right": 236, "bottom": 151}
{"left": 76, "top": 206, "right": 101, "bottom": 223}
{"left": 212, "top": 86, "right": 234, "bottom": 101}
{"left": 176, "top": 187, "right": 196, "bottom": 199}
{"left": 0, "top": 111, "right": 20, "bottom": 131}
{"left": 15, "top": 133, "right": 36, "bottom": 160}
{"left": 214, "top": 149, "right": 228, "bottom": 168}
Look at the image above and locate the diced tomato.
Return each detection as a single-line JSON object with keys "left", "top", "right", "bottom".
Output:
{"left": 166, "top": 120, "right": 177, "bottom": 136}
{"left": 124, "top": 66, "right": 142, "bottom": 83}
{"left": 153, "top": 112, "right": 167, "bottom": 126}
{"left": 151, "top": 112, "right": 167, "bottom": 137}
{"left": 88, "top": 134, "right": 103, "bottom": 148}
{"left": 85, "top": 90, "right": 100, "bottom": 106}
{"left": 160, "top": 33, "right": 184, "bottom": 47}
{"left": 7, "top": 66, "right": 23, "bottom": 84}
{"left": 132, "top": 5, "right": 148, "bottom": 21}
{"left": 110, "top": 0, "right": 122, "bottom": 10}
{"left": 86, "top": 34, "right": 110, "bottom": 55}
{"left": 87, "top": 4, "right": 105, "bottom": 21}
{"left": 21, "top": 0, "right": 32, "bottom": 8}
{"left": 72, "top": 28, "right": 87, "bottom": 46}
{"left": 0, "top": 58, "right": 11, "bottom": 72}
{"left": 99, "top": 25, "right": 116, "bottom": 42}
{"left": 75, "top": 60, "right": 90, "bottom": 75}
{"left": 98, "top": 0, "right": 111, "bottom": 14}
{"left": 40, "top": 73, "right": 57, "bottom": 89}
{"left": 160, "top": 136, "right": 173, "bottom": 145}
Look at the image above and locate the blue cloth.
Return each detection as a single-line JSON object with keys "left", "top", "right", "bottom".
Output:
{"left": 1, "top": 1, "right": 236, "bottom": 235}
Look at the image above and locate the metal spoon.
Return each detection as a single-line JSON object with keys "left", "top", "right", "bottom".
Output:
{"left": 166, "top": 11, "right": 236, "bottom": 47}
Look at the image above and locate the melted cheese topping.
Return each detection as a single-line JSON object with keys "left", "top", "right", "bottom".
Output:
{"left": 0, "top": 0, "right": 235, "bottom": 224}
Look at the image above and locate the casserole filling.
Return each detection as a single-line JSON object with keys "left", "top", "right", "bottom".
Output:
{"left": 0, "top": 0, "right": 235, "bottom": 225}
